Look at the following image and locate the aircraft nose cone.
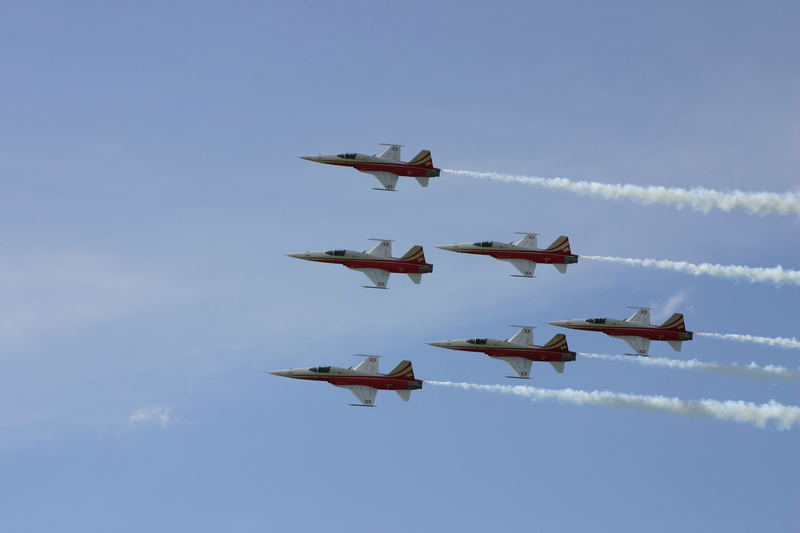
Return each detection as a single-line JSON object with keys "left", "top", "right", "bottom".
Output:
{"left": 286, "top": 253, "right": 308, "bottom": 260}
{"left": 436, "top": 244, "right": 458, "bottom": 252}
{"left": 427, "top": 341, "right": 449, "bottom": 348}
{"left": 299, "top": 155, "right": 322, "bottom": 162}
{"left": 268, "top": 370, "right": 287, "bottom": 377}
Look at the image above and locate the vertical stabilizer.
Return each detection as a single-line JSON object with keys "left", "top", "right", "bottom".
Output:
{"left": 387, "top": 360, "right": 415, "bottom": 380}
{"left": 408, "top": 149, "right": 434, "bottom": 168}
{"left": 400, "top": 245, "right": 427, "bottom": 264}
{"left": 543, "top": 333, "right": 569, "bottom": 351}
{"left": 660, "top": 313, "right": 686, "bottom": 331}
{"left": 545, "top": 236, "right": 571, "bottom": 254}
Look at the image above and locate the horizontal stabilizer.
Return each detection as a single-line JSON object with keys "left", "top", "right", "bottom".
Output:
{"left": 407, "top": 273, "right": 422, "bottom": 284}
{"left": 553, "top": 263, "right": 567, "bottom": 274}
{"left": 668, "top": 340, "right": 683, "bottom": 352}
{"left": 550, "top": 362, "right": 565, "bottom": 373}
{"left": 396, "top": 389, "right": 411, "bottom": 401}
{"left": 415, "top": 177, "right": 430, "bottom": 187}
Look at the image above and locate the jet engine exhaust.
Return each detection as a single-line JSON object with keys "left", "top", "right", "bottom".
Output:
{"left": 582, "top": 255, "right": 800, "bottom": 286}
{"left": 428, "top": 381, "right": 800, "bottom": 430}
{"left": 578, "top": 352, "right": 800, "bottom": 383}
{"left": 443, "top": 169, "right": 800, "bottom": 216}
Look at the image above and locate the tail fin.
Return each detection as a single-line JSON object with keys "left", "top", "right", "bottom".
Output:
{"left": 543, "top": 333, "right": 569, "bottom": 351}
{"left": 660, "top": 313, "right": 686, "bottom": 331}
{"left": 408, "top": 149, "right": 434, "bottom": 168}
{"left": 387, "top": 360, "right": 415, "bottom": 380}
{"left": 401, "top": 245, "right": 427, "bottom": 264}
{"left": 545, "top": 236, "right": 571, "bottom": 254}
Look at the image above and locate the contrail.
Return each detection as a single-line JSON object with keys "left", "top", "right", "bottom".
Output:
{"left": 443, "top": 169, "right": 800, "bottom": 216}
{"left": 428, "top": 381, "right": 800, "bottom": 429}
{"left": 697, "top": 332, "right": 800, "bottom": 350}
{"left": 579, "top": 352, "right": 800, "bottom": 383}
{"left": 582, "top": 255, "right": 800, "bottom": 286}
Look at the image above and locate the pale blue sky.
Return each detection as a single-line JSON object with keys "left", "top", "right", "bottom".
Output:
{"left": 1, "top": 1, "right": 798, "bottom": 532}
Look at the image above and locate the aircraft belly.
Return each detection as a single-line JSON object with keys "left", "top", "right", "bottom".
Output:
{"left": 346, "top": 260, "right": 426, "bottom": 274}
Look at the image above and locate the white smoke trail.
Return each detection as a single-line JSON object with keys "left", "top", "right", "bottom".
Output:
{"left": 428, "top": 381, "right": 800, "bottom": 429}
{"left": 582, "top": 255, "right": 800, "bottom": 286}
{"left": 443, "top": 169, "right": 800, "bottom": 216}
{"left": 697, "top": 332, "right": 800, "bottom": 350}
{"left": 579, "top": 352, "right": 800, "bottom": 383}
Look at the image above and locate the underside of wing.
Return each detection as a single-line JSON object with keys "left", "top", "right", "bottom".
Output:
{"left": 363, "top": 171, "right": 399, "bottom": 191}
{"left": 338, "top": 385, "right": 377, "bottom": 406}
{"left": 502, "top": 258, "right": 536, "bottom": 277}
{"left": 614, "top": 336, "right": 651, "bottom": 356}
{"left": 496, "top": 356, "right": 533, "bottom": 378}
{"left": 353, "top": 268, "right": 390, "bottom": 288}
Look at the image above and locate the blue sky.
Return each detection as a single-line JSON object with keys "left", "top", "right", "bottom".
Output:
{"left": 1, "top": 1, "right": 798, "bottom": 531}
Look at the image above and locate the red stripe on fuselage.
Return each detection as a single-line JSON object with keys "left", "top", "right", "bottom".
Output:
{"left": 292, "top": 375, "right": 420, "bottom": 390}
{"left": 321, "top": 160, "right": 438, "bottom": 177}
{"left": 448, "top": 346, "right": 575, "bottom": 362}
{"left": 309, "top": 257, "right": 432, "bottom": 274}
{"left": 461, "top": 249, "right": 575, "bottom": 264}
{"left": 571, "top": 325, "right": 689, "bottom": 341}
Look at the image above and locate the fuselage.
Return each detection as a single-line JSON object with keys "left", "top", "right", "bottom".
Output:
{"left": 300, "top": 153, "right": 440, "bottom": 178}
{"left": 437, "top": 241, "right": 579, "bottom": 265}
{"left": 549, "top": 318, "right": 693, "bottom": 342}
{"left": 287, "top": 249, "right": 433, "bottom": 274}
{"left": 428, "top": 338, "right": 576, "bottom": 362}
{"left": 270, "top": 366, "right": 423, "bottom": 391}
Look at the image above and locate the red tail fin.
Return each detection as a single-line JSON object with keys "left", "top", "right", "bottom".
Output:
{"left": 543, "top": 334, "right": 569, "bottom": 351}
{"left": 401, "top": 245, "right": 427, "bottom": 264}
{"left": 546, "top": 236, "right": 571, "bottom": 254}
{"left": 408, "top": 150, "right": 434, "bottom": 168}
{"left": 387, "top": 360, "right": 415, "bottom": 379}
{"left": 660, "top": 313, "right": 686, "bottom": 331}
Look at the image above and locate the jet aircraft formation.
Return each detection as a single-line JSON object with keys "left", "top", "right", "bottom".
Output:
{"left": 272, "top": 144, "right": 694, "bottom": 406}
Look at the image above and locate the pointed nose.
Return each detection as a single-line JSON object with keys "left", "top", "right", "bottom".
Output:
{"left": 299, "top": 155, "right": 322, "bottom": 162}
{"left": 549, "top": 321, "right": 571, "bottom": 328}
{"left": 286, "top": 253, "right": 309, "bottom": 260}
{"left": 268, "top": 370, "right": 288, "bottom": 377}
{"left": 436, "top": 244, "right": 458, "bottom": 252}
{"left": 427, "top": 341, "right": 450, "bottom": 348}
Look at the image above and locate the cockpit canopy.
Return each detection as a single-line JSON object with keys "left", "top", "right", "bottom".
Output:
{"left": 337, "top": 153, "right": 357, "bottom": 159}
{"left": 473, "top": 241, "right": 494, "bottom": 247}
{"left": 309, "top": 366, "right": 331, "bottom": 373}
{"left": 466, "top": 338, "right": 488, "bottom": 345}
{"left": 325, "top": 250, "right": 346, "bottom": 256}
{"left": 586, "top": 318, "right": 607, "bottom": 324}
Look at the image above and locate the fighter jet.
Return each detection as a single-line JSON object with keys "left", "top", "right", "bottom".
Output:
{"left": 287, "top": 239, "right": 433, "bottom": 289}
{"left": 437, "top": 233, "right": 578, "bottom": 278}
{"left": 299, "top": 144, "right": 440, "bottom": 191}
{"left": 428, "top": 326, "right": 576, "bottom": 379}
{"left": 549, "top": 307, "right": 693, "bottom": 356}
{"left": 269, "top": 355, "right": 422, "bottom": 407}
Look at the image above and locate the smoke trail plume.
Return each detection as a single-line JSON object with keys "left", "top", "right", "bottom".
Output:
{"left": 579, "top": 352, "right": 800, "bottom": 383}
{"left": 582, "top": 255, "right": 800, "bottom": 286}
{"left": 443, "top": 169, "right": 800, "bottom": 216}
{"left": 697, "top": 332, "right": 800, "bottom": 350}
{"left": 428, "top": 381, "right": 800, "bottom": 429}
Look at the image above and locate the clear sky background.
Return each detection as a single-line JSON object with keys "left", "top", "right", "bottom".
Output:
{"left": 1, "top": 1, "right": 798, "bottom": 531}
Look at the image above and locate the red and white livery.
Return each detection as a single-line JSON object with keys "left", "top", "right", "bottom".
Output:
{"left": 300, "top": 144, "right": 440, "bottom": 191}
{"left": 549, "top": 307, "right": 694, "bottom": 356}
{"left": 428, "top": 325, "right": 576, "bottom": 379}
{"left": 287, "top": 239, "right": 433, "bottom": 289}
{"left": 269, "top": 355, "right": 423, "bottom": 407}
{"left": 437, "top": 233, "right": 578, "bottom": 278}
